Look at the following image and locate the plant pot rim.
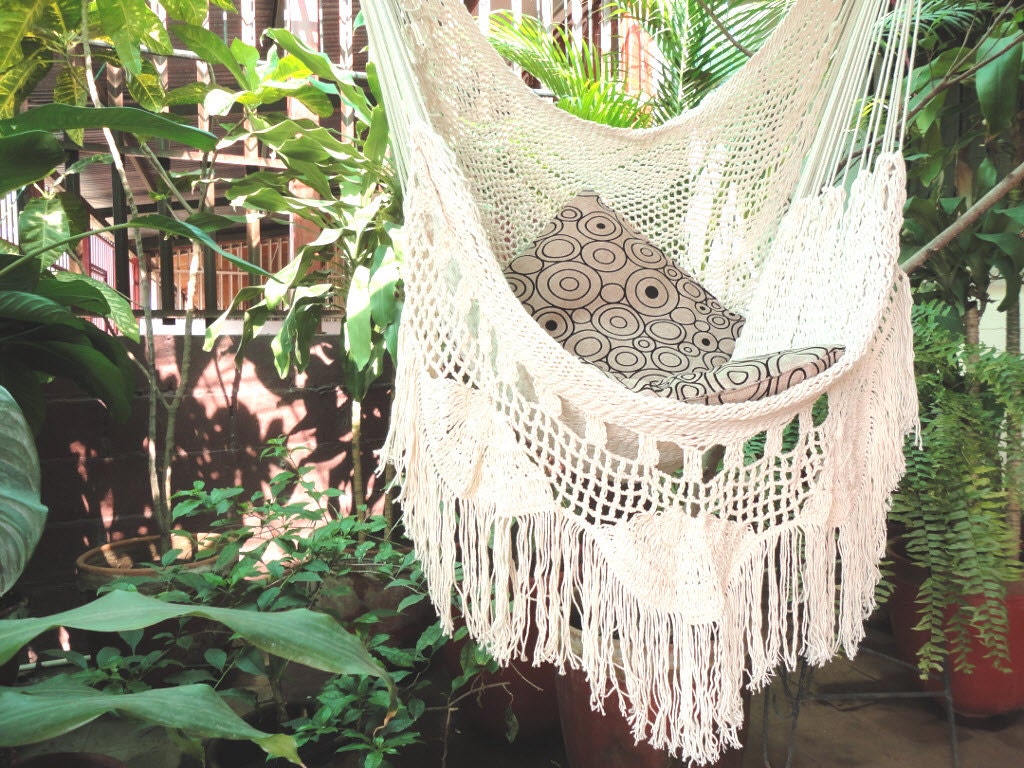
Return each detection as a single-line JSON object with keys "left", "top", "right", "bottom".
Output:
{"left": 75, "top": 533, "right": 221, "bottom": 585}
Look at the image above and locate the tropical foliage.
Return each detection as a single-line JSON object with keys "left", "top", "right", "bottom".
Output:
{"left": 894, "top": 0, "right": 1024, "bottom": 675}
{"left": 488, "top": 0, "right": 788, "bottom": 127}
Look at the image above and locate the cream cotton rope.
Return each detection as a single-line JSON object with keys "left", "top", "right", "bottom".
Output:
{"left": 362, "top": 0, "right": 921, "bottom": 762}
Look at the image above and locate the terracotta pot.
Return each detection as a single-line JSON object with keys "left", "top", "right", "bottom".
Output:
{"left": 12, "top": 753, "right": 128, "bottom": 768}
{"left": 75, "top": 534, "right": 221, "bottom": 593}
{"left": 888, "top": 547, "right": 1024, "bottom": 717}
{"left": 556, "top": 627, "right": 746, "bottom": 768}
{"left": 441, "top": 636, "right": 560, "bottom": 742}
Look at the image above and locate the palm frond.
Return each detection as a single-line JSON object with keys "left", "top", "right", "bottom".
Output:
{"left": 488, "top": 10, "right": 651, "bottom": 128}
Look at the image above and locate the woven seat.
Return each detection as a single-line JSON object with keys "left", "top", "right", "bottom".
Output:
{"left": 364, "top": 1, "right": 921, "bottom": 762}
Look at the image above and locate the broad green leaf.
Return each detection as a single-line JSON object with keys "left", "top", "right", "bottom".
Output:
{"left": 164, "top": 82, "right": 212, "bottom": 106}
{"left": 56, "top": 191, "right": 89, "bottom": 241}
{"left": 19, "top": 196, "right": 71, "bottom": 268}
{"left": 0, "top": 385, "right": 47, "bottom": 596}
{"left": 975, "top": 33, "right": 1022, "bottom": 136}
{"left": 65, "top": 153, "right": 113, "bottom": 176}
{"left": 208, "top": 0, "right": 236, "bottom": 11}
{"left": 0, "top": 253, "right": 39, "bottom": 292}
{"left": 129, "top": 214, "right": 272, "bottom": 278}
{"left": 54, "top": 65, "right": 88, "bottom": 108}
{"left": 170, "top": 23, "right": 246, "bottom": 88}
{"left": 159, "top": 0, "right": 207, "bottom": 26}
{"left": 53, "top": 65, "right": 88, "bottom": 143}
{"left": 96, "top": 0, "right": 173, "bottom": 76}
{"left": 0, "top": 683, "right": 301, "bottom": 764}
{"left": 0, "top": 0, "right": 49, "bottom": 72}
{"left": 203, "top": 87, "right": 237, "bottom": 116}
{"left": 0, "top": 51, "right": 50, "bottom": 119}
{"left": 363, "top": 105, "right": 389, "bottom": 170}
{"left": 41, "top": 272, "right": 139, "bottom": 341}
{"left": 0, "top": 131, "right": 63, "bottom": 195}
{"left": 345, "top": 264, "right": 372, "bottom": 369}
{"left": 0, "top": 359, "right": 43, "bottom": 434}
{"left": 126, "top": 71, "right": 166, "bottom": 112}
{"left": 0, "top": 105, "right": 217, "bottom": 151}
{"left": 13, "top": 338, "right": 132, "bottom": 422}
{"left": 368, "top": 245, "right": 401, "bottom": 326}
{"left": 0, "top": 590, "right": 390, "bottom": 681}
{"left": 229, "top": 38, "right": 260, "bottom": 89}
{"left": 263, "top": 27, "right": 371, "bottom": 122}
{"left": 0, "top": 290, "right": 81, "bottom": 328}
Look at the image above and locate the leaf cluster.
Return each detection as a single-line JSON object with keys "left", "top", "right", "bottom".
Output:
{"left": 890, "top": 302, "right": 1024, "bottom": 676}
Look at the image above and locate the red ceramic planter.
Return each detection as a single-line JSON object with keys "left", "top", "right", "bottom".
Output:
{"left": 888, "top": 551, "right": 1024, "bottom": 717}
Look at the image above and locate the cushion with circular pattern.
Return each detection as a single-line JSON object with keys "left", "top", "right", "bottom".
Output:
{"left": 504, "top": 190, "right": 746, "bottom": 392}
{"left": 651, "top": 346, "right": 846, "bottom": 405}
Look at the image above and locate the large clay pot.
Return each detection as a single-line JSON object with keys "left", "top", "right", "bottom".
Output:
{"left": 889, "top": 548, "right": 1024, "bottom": 717}
{"left": 441, "top": 637, "right": 560, "bottom": 742}
{"left": 75, "top": 533, "right": 220, "bottom": 593}
{"left": 556, "top": 628, "right": 746, "bottom": 768}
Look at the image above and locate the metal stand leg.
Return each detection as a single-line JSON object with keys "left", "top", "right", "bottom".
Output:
{"left": 762, "top": 650, "right": 960, "bottom": 768}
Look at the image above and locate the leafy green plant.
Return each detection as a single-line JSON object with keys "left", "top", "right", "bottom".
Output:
{"left": 890, "top": 1, "right": 1024, "bottom": 677}
{"left": 890, "top": 303, "right": 1024, "bottom": 675}
{"left": 606, "top": 0, "right": 788, "bottom": 122}
{"left": 487, "top": 11, "right": 651, "bottom": 128}
{"left": 0, "top": 591, "right": 393, "bottom": 764}
{"left": 488, "top": 1, "right": 788, "bottom": 128}
{"left": 100, "top": 438, "right": 444, "bottom": 767}
{"left": 0, "top": 385, "right": 47, "bottom": 596}
{"left": 201, "top": 26, "right": 406, "bottom": 523}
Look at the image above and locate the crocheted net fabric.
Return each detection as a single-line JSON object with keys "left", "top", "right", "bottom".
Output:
{"left": 363, "top": 0, "right": 921, "bottom": 762}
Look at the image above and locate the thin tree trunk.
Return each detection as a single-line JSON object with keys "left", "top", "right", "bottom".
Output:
{"left": 351, "top": 397, "right": 365, "bottom": 522}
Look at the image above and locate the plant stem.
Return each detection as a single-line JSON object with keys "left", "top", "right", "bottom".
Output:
{"left": 902, "top": 158, "right": 1024, "bottom": 274}
{"left": 351, "top": 397, "right": 365, "bottom": 522}
{"left": 80, "top": 2, "right": 169, "bottom": 546}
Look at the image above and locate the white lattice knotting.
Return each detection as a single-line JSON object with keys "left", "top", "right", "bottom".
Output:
{"left": 363, "top": 0, "right": 921, "bottom": 762}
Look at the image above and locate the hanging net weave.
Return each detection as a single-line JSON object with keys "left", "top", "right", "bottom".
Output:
{"left": 363, "top": 1, "right": 921, "bottom": 761}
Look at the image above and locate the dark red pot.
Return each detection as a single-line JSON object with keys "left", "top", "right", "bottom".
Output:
{"left": 888, "top": 549, "right": 1024, "bottom": 717}
{"left": 555, "top": 629, "right": 745, "bottom": 768}
{"left": 441, "top": 638, "right": 560, "bottom": 742}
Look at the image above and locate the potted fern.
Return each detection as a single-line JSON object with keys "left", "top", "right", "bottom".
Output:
{"left": 885, "top": 3, "right": 1024, "bottom": 716}
{"left": 887, "top": 302, "right": 1024, "bottom": 715}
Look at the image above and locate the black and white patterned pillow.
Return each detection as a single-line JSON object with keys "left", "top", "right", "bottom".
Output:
{"left": 652, "top": 346, "right": 846, "bottom": 404}
{"left": 504, "top": 191, "right": 746, "bottom": 391}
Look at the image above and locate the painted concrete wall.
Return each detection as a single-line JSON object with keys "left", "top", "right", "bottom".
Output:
{"left": 22, "top": 333, "right": 390, "bottom": 620}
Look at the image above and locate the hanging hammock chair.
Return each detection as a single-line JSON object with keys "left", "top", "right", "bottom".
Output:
{"left": 363, "top": 0, "right": 920, "bottom": 762}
